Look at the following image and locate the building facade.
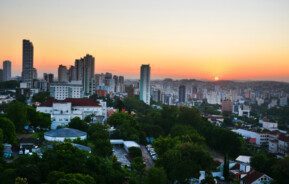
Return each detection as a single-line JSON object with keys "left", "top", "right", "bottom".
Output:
{"left": 3, "top": 60, "right": 12, "bottom": 81}
{"left": 58, "top": 65, "right": 68, "bottom": 83}
{"left": 179, "top": 85, "right": 186, "bottom": 103}
{"left": 139, "top": 64, "right": 151, "bottom": 105}
{"left": 37, "top": 98, "right": 107, "bottom": 129}
{"left": 50, "top": 81, "right": 83, "bottom": 100}
{"left": 22, "top": 39, "right": 34, "bottom": 81}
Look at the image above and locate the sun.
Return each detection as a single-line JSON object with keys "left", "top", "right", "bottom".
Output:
{"left": 214, "top": 76, "right": 219, "bottom": 81}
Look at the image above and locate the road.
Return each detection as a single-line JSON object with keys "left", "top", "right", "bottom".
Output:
{"left": 140, "top": 145, "right": 154, "bottom": 169}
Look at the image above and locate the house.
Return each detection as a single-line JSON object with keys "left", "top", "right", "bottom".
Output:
{"left": 241, "top": 170, "right": 272, "bottom": 184}
{"left": 235, "top": 155, "right": 251, "bottom": 173}
{"left": 3, "top": 143, "right": 13, "bottom": 159}
{"left": 37, "top": 98, "right": 107, "bottom": 129}
{"left": 19, "top": 138, "right": 39, "bottom": 155}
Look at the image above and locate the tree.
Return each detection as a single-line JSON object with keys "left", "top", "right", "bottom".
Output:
{"left": 6, "top": 101, "right": 27, "bottom": 132}
{"left": 0, "top": 117, "right": 16, "bottom": 144}
{"left": 158, "top": 142, "right": 213, "bottom": 183}
{"left": 69, "top": 117, "right": 89, "bottom": 132}
{"left": 223, "top": 154, "right": 229, "bottom": 181}
{"left": 56, "top": 173, "right": 95, "bottom": 184}
{"left": 0, "top": 129, "right": 3, "bottom": 156}
{"left": 145, "top": 167, "right": 167, "bottom": 184}
{"left": 153, "top": 136, "right": 179, "bottom": 158}
{"left": 32, "top": 92, "right": 50, "bottom": 103}
{"left": 131, "top": 157, "right": 146, "bottom": 184}
{"left": 0, "top": 168, "right": 16, "bottom": 184}
{"left": 57, "top": 173, "right": 95, "bottom": 184}
{"left": 171, "top": 125, "right": 205, "bottom": 144}
{"left": 272, "top": 157, "right": 289, "bottom": 184}
{"left": 15, "top": 177, "right": 28, "bottom": 184}
{"left": 47, "top": 171, "right": 65, "bottom": 184}
{"left": 128, "top": 147, "right": 142, "bottom": 159}
{"left": 89, "top": 124, "right": 112, "bottom": 157}
{"left": 27, "top": 106, "right": 51, "bottom": 129}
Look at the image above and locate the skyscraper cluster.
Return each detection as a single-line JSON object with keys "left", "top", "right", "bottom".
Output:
{"left": 94, "top": 72, "right": 125, "bottom": 93}
{"left": 57, "top": 54, "right": 95, "bottom": 95}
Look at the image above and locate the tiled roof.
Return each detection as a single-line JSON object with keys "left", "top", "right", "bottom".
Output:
{"left": 278, "top": 134, "right": 289, "bottom": 142}
{"left": 40, "top": 98, "right": 100, "bottom": 107}
{"left": 242, "top": 170, "right": 265, "bottom": 184}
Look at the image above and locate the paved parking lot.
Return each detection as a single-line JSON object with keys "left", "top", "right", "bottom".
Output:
{"left": 140, "top": 145, "right": 154, "bottom": 169}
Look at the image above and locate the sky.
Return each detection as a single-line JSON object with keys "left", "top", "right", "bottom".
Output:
{"left": 0, "top": 0, "right": 289, "bottom": 81}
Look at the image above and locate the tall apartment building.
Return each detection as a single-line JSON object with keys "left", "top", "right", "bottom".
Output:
{"left": 3, "top": 60, "right": 12, "bottom": 81}
{"left": 68, "top": 65, "right": 77, "bottom": 81}
{"left": 58, "top": 65, "right": 68, "bottom": 82}
{"left": 82, "top": 54, "right": 95, "bottom": 95}
{"left": 75, "top": 59, "right": 84, "bottom": 81}
{"left": 43, "top": 73, "right": 54, "bottom": 83}
{"left": 73, "top": 54, "right": 95, "bottom": 95}
{"left": 0, "top": 69, "right": 3, "bottom": 82}
{"left": 22, "top": 39, "right": 34, "bottom": 81}
{"left": 179, "top": 85, "right": 186, "bottom": 103}
{"left": 139, "top": 64, "right": 151, "bottom": 105}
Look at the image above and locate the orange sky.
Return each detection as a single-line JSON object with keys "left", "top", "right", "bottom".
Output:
{"left": 0, "top": 0, "right": 289, "bottom": 81}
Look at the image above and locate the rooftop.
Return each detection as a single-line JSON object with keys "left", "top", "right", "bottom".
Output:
{"left": 40, "top": 98, "right": 100, "bottom": 107}
{"left": 44, "top": 128, "right": 87, "bottom": 138}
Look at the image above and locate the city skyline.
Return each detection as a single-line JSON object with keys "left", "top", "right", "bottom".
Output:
{"left": 1, "top": 0, "right": 289, "bottom": 81}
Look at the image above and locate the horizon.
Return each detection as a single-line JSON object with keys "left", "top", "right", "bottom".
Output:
{"left": 1, "top": 0, "right": 289, "bottom": 82}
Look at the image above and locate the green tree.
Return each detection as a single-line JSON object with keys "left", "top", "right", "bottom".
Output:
{"left": 128, "top": 147, "right": 142, "bottom": 159}
{"left": 145, "top": 167, "right": 167, "bottom": 184}
{"left": 15, "top": 177, "right": 28, "bottom": 184}
{"left": 171, "top": 125, "right": 205, "bottom": 144}
{"left": 56, "top": 173, "right": 95, "bottom": 184}
{"left": 89, "top": 124, "right": 112, "bottom": 157}
{"left": 27, "top": 106, "right": 51, "bottom": 128}
{"left": 69, "top": 117, "right": 89, "bottom": 132}
{"left": 6, "top": 101, "right": 27, "bottom": 132}
{"left": 32, "top": 92, "right": 50, "bottom": 103}
{"left": 0, "top": 168, "right": 16, "bottom": 184}
{"left": 0, "top": 129, "right": 3, "bottom": 156}
{"left": 47, "top": 171, "right": 66, "bottom": 184}
{"left": 272, "top": 157, "right": 289, "bottom": 184}
{"left": 131, "top": 157, "right": 146, "bottom": 184}
{"left": 0, "top": 117, "right": 16, "bottom": 144}
{"left": 158, "top": 142, "right": 213, "bottom": 183}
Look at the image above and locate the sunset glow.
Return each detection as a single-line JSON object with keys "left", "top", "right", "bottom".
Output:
{"left": 0, "top": 0, "right": 289, "bottom": 81}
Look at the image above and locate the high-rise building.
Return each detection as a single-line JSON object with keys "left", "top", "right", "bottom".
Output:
{"left": 82, "top": 54, "right": 95, "bottom": 95}
{"left": 221, "top": 99, "right": 233, "bottom": 113}
{"left": 119, "top": 76, "right": 125, "bottom": 93}
{"left": 68, "top": 65, "right": 77, "bottom": 81}
{"left": 58, "top": 65, "right": 68, "bottom": 82}
{"left": 179, "top": 85, "right": 186, "bottom": 103}
{"left": 3, "top": 60, "right": 12, "bottom": 81}
{"left": 43, "top": 73, "right": 54, "bottom": 83}
{"left": 139, "top": 64, "right": 151, "bottom": 105}
{"left": 75, "top": 59, "right": 84, "bottom": 81}
{"left": 22, "top": 39, "right": 34, "bottom": 81}
{"left": 32, "top": 68, "right": 37, "bottom": 79}
{"left": 0, "top": 69, "right": 3, "bottom": 82}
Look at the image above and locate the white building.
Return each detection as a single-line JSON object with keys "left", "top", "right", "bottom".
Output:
{"left": 44, "top": 128, "right": 87, "bottom": 142}
{"left": 232, "top": 129, "right": 268, "bottom": 146}
{"left": 37, "top": 98, "right": 107, "bottom": 129}
{"left": 139, "top": 64, "right": 151, "bottom": 105}
{"left": 50, "top": 81, "right": 83, "bottom": 100}
{"left": 259, "top": 119, "right": 278, "bottom": 130}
